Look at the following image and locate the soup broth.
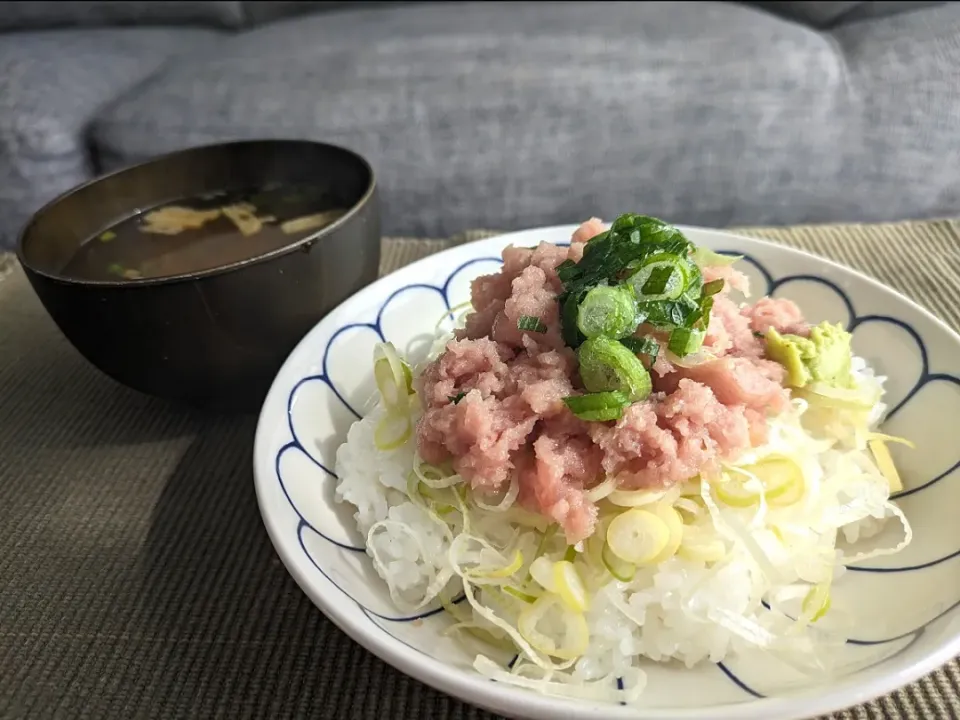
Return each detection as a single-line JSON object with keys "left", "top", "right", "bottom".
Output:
{"left": 62, "top": 184, "right": 348, "bottom": 281}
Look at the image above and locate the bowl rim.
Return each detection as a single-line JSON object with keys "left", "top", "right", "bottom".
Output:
{"left": 15, "top": 138, "right": 377, "bottom": 288}
{"left": 253, "top": 224, "right": 960, "bottom": 719}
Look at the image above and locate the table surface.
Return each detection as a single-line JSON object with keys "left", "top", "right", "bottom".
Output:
{"left": 2, "top": 219, "right": 960, "bottom": 719}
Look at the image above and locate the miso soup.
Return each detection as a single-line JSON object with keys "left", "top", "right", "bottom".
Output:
{"left": 62, "top": 184, "right": 348, "bottom": 281}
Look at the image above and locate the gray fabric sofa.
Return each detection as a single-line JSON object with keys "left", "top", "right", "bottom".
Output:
{"left": 2, "top": 1, "right": 959, "bottom": 250}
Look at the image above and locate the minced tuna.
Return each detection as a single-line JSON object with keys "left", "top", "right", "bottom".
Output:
{"left": 744, "top": 296, "right": 809, "bottom": 336}
{"left": 416, "top": 219, "right": 808, "bottom": 543}
{"left": 589, "top": 379, "right": 754, "bottom": 490}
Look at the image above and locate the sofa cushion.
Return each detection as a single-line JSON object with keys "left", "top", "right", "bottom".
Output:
{"left": 744, "top": 2, "right": 947, "bottom": 28}
{"left": 0, "top": 28, "right": 221, "bottom": 249}
{"left": 824, "top": 3, "right": 960, "bottom": 225}
{"left": 0, "top": 1, "right": 244, "bottom": 31}
{"left": 240, "top": 1, "right": 400, "bottom": 26}
{"left": 90, "top": 1, "right": 960, "bottom": 236}
{"left": 0, "top": 1, "right": 398, "bottom": 32}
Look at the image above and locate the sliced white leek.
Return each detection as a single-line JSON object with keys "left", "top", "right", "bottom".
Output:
{"left": 801, "top": 583, "right": 832, "bottom": 623}
{"left": 648, "top": 503, "right": 683, "bottom": 564}
{"left": 517, "top": 594, "right": 590, "bottom": 660}
{"left": 717, "top": 457, "right": 805, "bottom": 508}
{"left": 434, "top": 300, "right": 474, "bottom": 331}
{"left": 606, "top": 509, "right": 670, "bottom": 565}
{"left": 466, "top": 549, "right": 523, "bottom": 580}
{"left": 414, "top": 457, "right": 462, "bottom": 489}
{"left": 374, "top": 411, "right": 413, "bottom": 451}
{"left": 692, "top": 246, "right": 742, "bottom": 268}
{"left": 607, "top": 488, "right": 668, "bottom": 507}
{"left": 678, "top": 526, "right": 727, "bottom": 563}
{"left": 866, "top": 432, "right": 916, "bottom": 449}
{"left": 751, "top": 456, "right": 805, "bottom": 507}
{"left": 601, "top": 540, "right": 636, "bottom": 581}
{"left": 529, "top": 556, "right": 557, "bottom": 593}
{"left": 679, "top": 477, "right": 703, "bottom": 496}
{"left": 584, "top": 476, "right": 618, "bottom": 502}
{"left": 405, "top": 472, "right": 421, "bottom": 504}
{"left": 445, "top": 622, "right": 517, "bottom": 653}
{"left": 503, "top": 585, "right": 539, "bottom": 604}
{"left": 374, "top": 342, "right": 413, "bottom": 412}
{"left": 472, "top": 476, "right": 520, "bottom": 512}
{"left": 802, "top": 382, "right": 877, "bottom": 410}
{"left": 553, "top": 561, "right": 590, "bottom": 612}
{"left": 674, "top": 496, "right": 705, "bottom": 522}
{"left": 869, "top": 438, "right": 904, "bottom": 493}
{"left": 714, "top": 475, "right": 762, "bottom": 508}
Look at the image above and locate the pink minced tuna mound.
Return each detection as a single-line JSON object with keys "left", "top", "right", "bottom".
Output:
{"left": 415, "top": 219, "right": 808, "bottom": 544}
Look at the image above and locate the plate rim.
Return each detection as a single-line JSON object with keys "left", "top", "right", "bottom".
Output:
{"left": 254, "top": 224, "right": 960, "bottom": 719}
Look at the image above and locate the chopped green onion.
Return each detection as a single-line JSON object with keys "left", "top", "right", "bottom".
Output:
{"left": 107, "top": 263, "right": 125, "bottom": 277}
{"left": 608, "top": 214, "right": 689, "bottom": 255}
{"left": 668, "top": 327, "right": 706, "bottom": 357}
{"left": 577, "top": 336, "right": 652, "bottom": 401}
{"left": 562, "top": 391, "right": 631, "bottom": 422}
{"left": 696, "top": 295, "right": 716, "bottom": 329}
{"left": 449, "top": 392, "right": 467, "bottom": 404}
{"left": 684, "top": 261, "right": 704, "bottom": 292}
{"left": 560, "top": 290, "right": 586, "bottom": 347}
{"left": 619, "top": 336, "right": 659, "bottom": 359}
{"left": 555, "top": 259, "right": 580, "bottom": 288}
{"left": 99, "top": 230, "right": 116, "bottom": 242}
{"left": 576, "top": 285, "right": 637, "bottom": 339}
{"left": 640, "top": 265, "right": 678, "bottom": 296}
{"left": 626, "top": 253, "right": 689, "bottom": 302}
{"left": 582, "top": 228, "right": 610, "bottom": 244}
{"left": 702, "top": 279, "right": 725, "bottom": 297}
{"left": 641, "top": 295, "right": 700, "bottom": 330}
{"left": 554, "top": 213, "right": 724, "bottom": 357}
{"left": 517, "top": 315, "right": 547, "bottom": 333}
{"left": 563, "top": 216, "right": 691, "bottom": 300}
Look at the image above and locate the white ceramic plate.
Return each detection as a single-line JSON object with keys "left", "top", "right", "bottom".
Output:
{"left": 253, "top": 225, "right": 960, "bottom": 719}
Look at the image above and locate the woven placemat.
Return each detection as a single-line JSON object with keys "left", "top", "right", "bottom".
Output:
{"left": 2, "top": 219, "right": 959, "bottom": 720}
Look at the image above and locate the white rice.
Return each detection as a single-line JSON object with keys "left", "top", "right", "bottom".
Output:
{"left": 333, "top": 353, "right": 907, "bottom": 700}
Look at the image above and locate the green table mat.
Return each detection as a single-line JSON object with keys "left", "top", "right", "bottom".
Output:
{"left": 2, "top": 218, "right": 959, "bottom": 719}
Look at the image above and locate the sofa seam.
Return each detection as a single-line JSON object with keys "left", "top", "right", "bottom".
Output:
{"left": 80, "top": 33, "right": 231, "bottom": 174}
